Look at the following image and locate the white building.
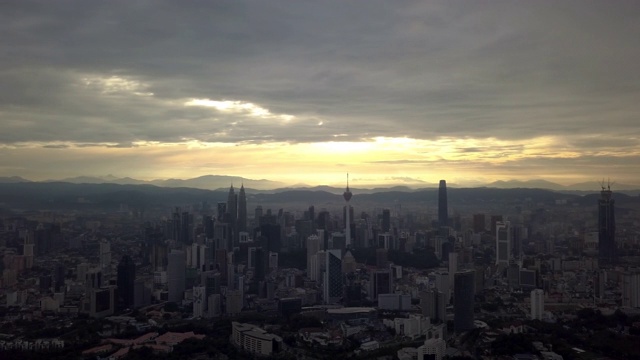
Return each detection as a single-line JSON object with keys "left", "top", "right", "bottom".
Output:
{"left": 232, "top": 322, "right": 282, "bottom": 356}
{"left": 420, "top": 338, "right": 446, "bottom": 360}
{"left": 531, "top": 289, "right": 544, "bottom": 320}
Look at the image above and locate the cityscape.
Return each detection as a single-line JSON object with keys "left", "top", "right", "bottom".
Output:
{"left": 0, "top": 176, "right": 639, "bottom": 360}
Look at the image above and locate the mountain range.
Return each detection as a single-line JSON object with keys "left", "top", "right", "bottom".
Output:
{"left": 0, "top": 175, "right": 638, "bottom": 193}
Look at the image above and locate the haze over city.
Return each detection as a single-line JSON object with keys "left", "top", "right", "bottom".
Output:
{"left": 2, "top": 1, "right": 640, "bottom": 187}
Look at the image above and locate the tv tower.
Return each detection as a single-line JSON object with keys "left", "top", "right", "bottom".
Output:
{"left": 343, "top": 173, "right": 353, "bottom": 247}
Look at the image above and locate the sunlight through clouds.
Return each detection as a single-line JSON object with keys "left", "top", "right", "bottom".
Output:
{"left": 185, "top": 99, "right": 295, "bottom": 122}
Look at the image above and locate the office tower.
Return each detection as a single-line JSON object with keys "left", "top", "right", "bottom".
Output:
{"left": 217, "top": 203, "right": 227, "bottom": 221}
{"left": 268, "top": 252, "right": 278, "bottom": 271}
{"left": 343, "top": 174, "right": 353, "bottom": 247}
{"left": 495, "top": 221, "right": 511, "bottom": 266}
{"left": 622, "top": 271, "right": 640, "bottom": 308}
{"left": 208, "top": 294, "right": 221, "bottom": 318}
{"left": 324, "top": 249, "right": 343, "bottom": 304}
{"left": 530, "top": 289, "right": 544, "bottom": 320}
{"left": 490, "top": 215, "right": 503, "bottom": 236}
{"left": 226, "top": 289, "right": 243, "bottom": 315}
{"left": 438, "top": 180, "right": 448, "bottom": 227}
{"left": 99, "top": 240, "right": 111, "bottom": 274}
{"left": 254, "top": 247, "right": 267, "bottom": 282}
{"left": 227, "top": 185, "right": 237, "bottom": 242}
{"left": 306, "top": 235, "right": 320, "bottom": 272}
{"left": 454, "top": 270, "right": 475, "bottom": 333}
{"left": 259, "top": 223, "right": 281, "bottom": 253}
{"left": 238, "top": 184, "right": 247, "bottom": 234}
{"left": 382, "top": 209, "right": 391, "bottom": 232}
{"left": 420, "top": 289, "right": 446, "bottom": 323}
{"left": 376, "top": 248, "right": 388, "bottom": 268}
{"left": 116, "top": 255, "right": 135, "bottom": 310}
{"left": 203, "top": 215, "right": 215, "bottom": 240}
{"left": 598, "top": 184, "right": 616, "bottom": 266}
{"left": 167, "top": 250, "right": 186, "bottom": 303}
{"left": 193, "top": 286, "right": 205, "bottom": 318}
{"left": 372, "top": 269, "right": 393, "bottom": 300}
{"left": 180, "top": 211, "right": 193, "bottom": 245}
{"left": 473, "top": 214, "right": 485, "bottom": 233}
{"left": 434, "top": 271, "right": 450, "bottom": 304}
{"left": 448, "top": 253, "right": 458, "bottom": 279}
{"left": 342, "top": 251, "right": 357, "bottom": 273}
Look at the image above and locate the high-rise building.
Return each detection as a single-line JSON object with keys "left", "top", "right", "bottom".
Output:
{"left": 306, "top": 235, "right": 320, "bottom": 273}
{"left": 530, "top": 289, "right": 544, "bottom": 320}
{"left": 227, "top": 185, "right": 238, "bottom": 242}
{"left": 472, "top": 214, "right": 485, "bottom": 233}
{"left": 343, "top": 174, "right": 353, "bottom": 247}
{"left": 495, "top": 221, "right": 511, "bottom": 266}
{"left": 598, "top": 185, "right": 616, "bottom": 266}
{"left": 99, "top": 240, "right": 111, "bottom": 274}
{"left": 453, "top": 270, "right": 475, "bottom": 333}
{"left": 324, "top": 249, "right": 343, "bottom": 304}
{"left": 622, "top": 271, "right": 640, "bottom": 308}
{"left": 434, "top": 271, "right": 450, "bottom": 304}
{"left": 238, "top": 184, "right": 247, "bottom": 234}
{"left": 193, "top": 286, "right": 206, "bottom": 318}
{"left": 438, "top": 180, "right": 448, "bottom": 227}
{"left": 167, "top": 250, "right": 186, "bottom": 303}
{"left": 116, "top": 255, "right": 135, "bottom": 310}
{"left": 382, "top": 209, "right": 391, "bottom": 233}
{"left": 372, "top": 269, "right": 393, "bottom": 300}
{"left": 420, "top": 288, "right": 446, "bottom": 323}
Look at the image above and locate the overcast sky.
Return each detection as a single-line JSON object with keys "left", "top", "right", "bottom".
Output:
{"left": 1, "top": 1, "right": 639, "bottom": 186}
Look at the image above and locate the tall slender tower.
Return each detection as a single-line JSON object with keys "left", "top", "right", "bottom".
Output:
{"left": 238, "top": 184, "right": 247, "bottom": 234}
{"left": 227, "top": 185, "right": 237, "bottom": 242}
{"left": 343, "top": 174, "right": 353, "bottom": 247}
{"left": 438, "top": 180, "right": 448, "bottom": 227}
{"left": 598, "top": 183, "right": 616, "bottom": 266}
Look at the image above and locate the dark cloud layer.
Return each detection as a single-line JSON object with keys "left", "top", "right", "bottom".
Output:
{"left": 1, "top": 1, "right": 640, "bottom": 182}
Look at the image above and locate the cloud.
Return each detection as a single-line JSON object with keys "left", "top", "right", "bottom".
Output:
{"left": 0, "top": 1, "right": 639, "bottom": 183}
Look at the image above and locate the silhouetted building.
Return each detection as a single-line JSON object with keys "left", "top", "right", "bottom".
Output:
{"left": 598, "top": 185, "right": 616, "bottom": 266}
{"left": 495, "top": 221, "right": 511, "bottom": 266}
{"left": 382, "top": 209, "right": 391, "bottom": 232}
{"left": 454, "top": 270, "right": 475, "bottom": 333}
{"left": 324, "top": 249, "right": 343, "bottom": 304}
{"left": 473, "top": 214, "right": 485, "bottom": 233}
{"left": 116, "top": 255, "right": 135, "bottom": 310}
{"left": 227, "top": 185, "right": 238, "bottom": 242}
{"left": 438, "top": 180, "right": 448, "bottom": 227}
{"left": 167, "top": 250, "right": 186, "bottom": 303}
{"left": 238, "top": 185, "right": 247, "bottom": 234}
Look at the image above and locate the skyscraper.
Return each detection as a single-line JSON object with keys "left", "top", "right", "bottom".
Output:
{"left": 495, "top": 221, "right": 511, "bottom": 266}
{"left": 598, "top": 184, "right": 616, "bottom": 266}
{"left": 116, "top": 255, "right": 135, "bottom": 310}
{"left": 238, "top": 184, "right": 247, "bottom": 234}
{"left": 343, "top": 174, "right": 353, "bottom": 247}
{"left": 227, "top": 185, "right": 237, "bottom": 242}
{"left": 382, "top": 209, "right": 391, "bottom": 233}
{"left": 530, "top": 289, "right": 544, "bottom": 320}
{"left": 438, "top": 180, "right": 448, "bottom": 227}
{"left": 324, "top": 249, "right": 343, "bottom": 304}
{"left": 167, "top": 250, "right": 186, "bottom": 303}
{"left": 454, "top": 270, "right": 475, "bottom": 333}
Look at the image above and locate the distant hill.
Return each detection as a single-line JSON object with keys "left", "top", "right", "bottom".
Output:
{"left": 1, "top": 175, "right": 639, "bottom": 193}
{"left": 0, "top": 176, "right": 31, "bottom": 183}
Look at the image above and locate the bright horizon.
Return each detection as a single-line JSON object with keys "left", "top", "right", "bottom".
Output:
{"left": 1, "top": 2, "right": 640, "bottom": 187}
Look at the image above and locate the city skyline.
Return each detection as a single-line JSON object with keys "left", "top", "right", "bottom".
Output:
{"left": 2, "top": 1, "right": 640, "bottom": 186}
